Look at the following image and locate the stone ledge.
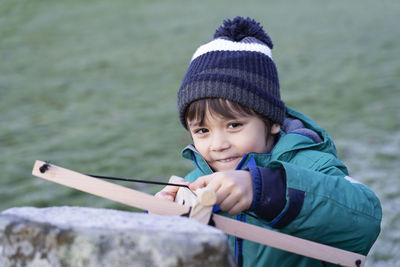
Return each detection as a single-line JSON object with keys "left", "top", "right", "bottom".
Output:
{"left": 0, "top": 206, "right": 235, "bottom": 267}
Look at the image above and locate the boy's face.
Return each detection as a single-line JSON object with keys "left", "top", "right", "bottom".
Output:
{"left": 187, "top": 111, "right": 279, "bottom": 172}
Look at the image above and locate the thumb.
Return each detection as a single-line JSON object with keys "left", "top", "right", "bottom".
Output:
{"left": 189, "top": 175, "right": 213, "bottom": 190}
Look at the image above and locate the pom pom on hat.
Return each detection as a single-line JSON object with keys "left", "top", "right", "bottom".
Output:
{"left": 214, "top": 16, "right": 273, "bottom": 49}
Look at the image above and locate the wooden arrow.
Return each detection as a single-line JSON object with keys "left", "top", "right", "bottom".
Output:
{"left": 32, "top": 160, "right": 365, "bottom": 267}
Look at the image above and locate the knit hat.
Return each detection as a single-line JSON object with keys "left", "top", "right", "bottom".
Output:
{"left": 177, "top": 16, "right": 285, "bottom": 128}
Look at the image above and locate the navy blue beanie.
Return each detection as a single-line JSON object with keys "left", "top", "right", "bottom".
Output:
{"left": 177, "top": 16, "right": 285, "bottom": 128}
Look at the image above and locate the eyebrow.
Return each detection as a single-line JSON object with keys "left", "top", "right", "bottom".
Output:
{"left": 187, "top": 121, "right": 201, "bottom": 128}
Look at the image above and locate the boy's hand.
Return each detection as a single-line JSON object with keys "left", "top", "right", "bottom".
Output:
{"left": 154, "top": 176, "right": 190, "bottom": 202}
{"left": 189, "top": 170, "right": 253, "bottom": 215}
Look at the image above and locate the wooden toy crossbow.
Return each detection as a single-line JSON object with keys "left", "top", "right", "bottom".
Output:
{"left": 32, "top": 160, "right": 365, "bottom": 267}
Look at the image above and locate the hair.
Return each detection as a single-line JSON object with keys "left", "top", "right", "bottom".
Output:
{"left": 185, "top": 98, "right": 277, "bottom": 142}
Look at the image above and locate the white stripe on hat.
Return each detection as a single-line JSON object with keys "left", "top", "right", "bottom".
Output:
{"left": 191, "top": 38, "right": 272, "bottom": 62}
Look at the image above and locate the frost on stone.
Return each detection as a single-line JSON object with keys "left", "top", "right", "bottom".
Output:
{"left": 3, "top": 206, "right": 221, "bottom": 233}
{"left": 0, "top": 206, "right": 235, "bottom": 267}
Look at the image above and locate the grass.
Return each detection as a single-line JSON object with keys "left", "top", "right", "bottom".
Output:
{"left": 1, "top": 0, "right": 399, "bottom": 265}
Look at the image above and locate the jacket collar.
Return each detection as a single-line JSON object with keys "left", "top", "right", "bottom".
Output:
{"left": 279, "top": 107, "right": 338, "bottom": 157}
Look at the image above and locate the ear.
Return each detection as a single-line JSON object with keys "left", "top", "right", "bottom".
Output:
{"left": 271, "top": 123, "right": 281, "bottom": 134}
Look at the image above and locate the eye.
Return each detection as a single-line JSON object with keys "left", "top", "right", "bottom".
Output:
{"left": 194, "top": 128, "right": 209, "bottom": 135}
{"left": 228, "top": 122, "right": 243, "bottom": 129}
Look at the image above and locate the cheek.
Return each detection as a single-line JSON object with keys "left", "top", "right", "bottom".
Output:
{"left": 243, "top": 139, "right": 267, "bottom": 153}
{"left": 239, "top": 129, "right": 268, "bottom": 153}
{"left": 192, "top": 138, "right": 209, "bottom": 158}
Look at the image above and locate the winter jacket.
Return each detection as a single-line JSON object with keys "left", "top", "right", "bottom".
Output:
{"left": 181, "top": 107, "right": 382, "bottom": 267}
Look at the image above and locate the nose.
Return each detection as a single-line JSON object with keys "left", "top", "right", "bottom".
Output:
{"left": 210, "top": 131, "right": 230, "bottom": 152}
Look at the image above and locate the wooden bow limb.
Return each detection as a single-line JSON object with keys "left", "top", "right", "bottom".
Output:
{"left": 32, "top": 160, "right": 188, "bottom": 216}
{"left": 31, "top": 160, "right": 365, "bottom": 267}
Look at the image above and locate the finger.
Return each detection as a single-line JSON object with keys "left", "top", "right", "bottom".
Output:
{"left": 213, "top": 186, "right": 231, "bottom": 205}
{"left": 161, "top": 182, "right": 188, "bottom": 195}
{"left": 155, "top": 191, "right": 175, "bottom": 202}
{"left": 218, "top": 189, "right": 250, "bottom": 215}
{"left": 168, "top": 176, "right": 190, "bottom": 187}
{"left": 219, "top": 197, "right": 240, "bottom": 215}
{"left": 219, "top": 194, "right": 236, "bottom": 211}
{"left": 189, "top": 175, "right": 213, "bottom": 190}
{"left": 169, "top": 175, "right": 184, "bottom": 183}
{"left": 221, "top": 197, "right": 248, "bottom": 216}
{"left": 159, "top": 186, "right": 178, "bottom": 195}
{"left": 226, "top": 201, "right": 246, "bottom": 216}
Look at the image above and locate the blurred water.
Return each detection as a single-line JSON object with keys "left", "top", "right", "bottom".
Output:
{"left": 337, "top": 131, "right": 400, "bottom": 266}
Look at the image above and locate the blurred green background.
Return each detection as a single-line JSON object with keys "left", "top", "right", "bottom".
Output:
{"left": 1, "top": 0, "right": 399, "bottom": 265}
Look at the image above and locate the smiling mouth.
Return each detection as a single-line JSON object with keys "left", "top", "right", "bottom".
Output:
{"left": 216, "top": 157, "right": 240, "bottom": 163}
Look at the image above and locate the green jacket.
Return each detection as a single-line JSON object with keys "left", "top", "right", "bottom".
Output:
{"left": 182, "top": 107, "right": 382, "bottom": 267}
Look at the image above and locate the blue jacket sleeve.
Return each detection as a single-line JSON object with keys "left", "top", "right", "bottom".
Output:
{"left": 247, "top": 166, "right": 305, "bottom": 228}
{"left": 247, "top": 166, "right": 286, "bottom": 220}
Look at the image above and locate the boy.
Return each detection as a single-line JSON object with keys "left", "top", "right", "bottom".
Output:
{"left": 155, "top": 16, "right": 381, "bottom": 266}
